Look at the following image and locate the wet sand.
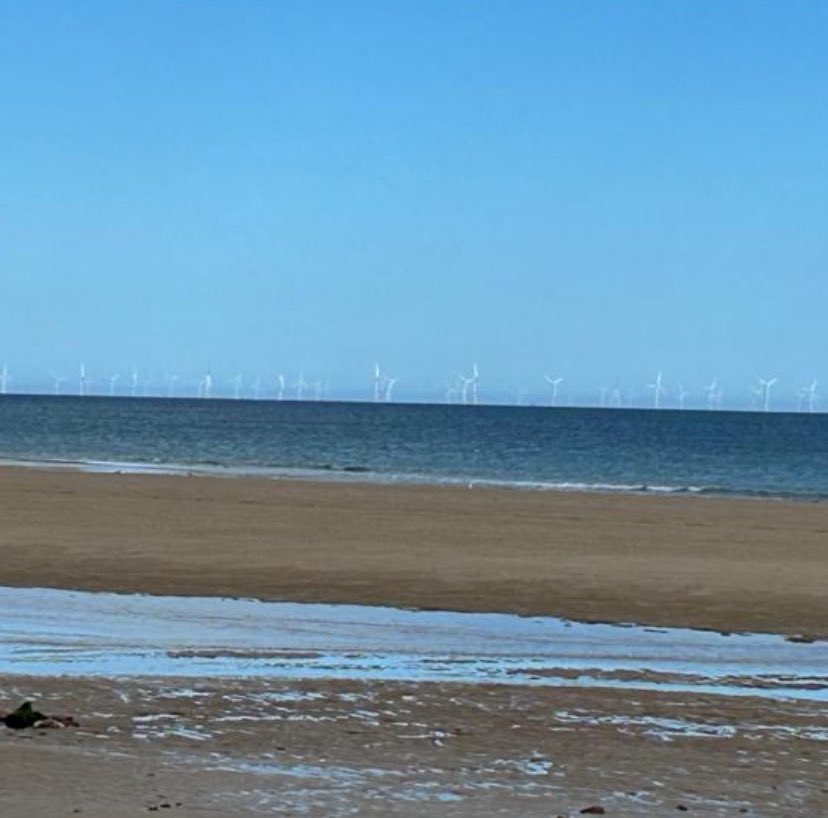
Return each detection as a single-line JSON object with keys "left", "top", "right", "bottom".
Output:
{"left": 4, "top": 586, "right": 828, "bottom": 700}
{"left": 1, "top": 467, "right": 827, "bottom": 816}
{"left": 0, "top": 467, "right": 826, "bottom": 637}
{"left": 1, "top": 675, "right": 826, "bottom": 817}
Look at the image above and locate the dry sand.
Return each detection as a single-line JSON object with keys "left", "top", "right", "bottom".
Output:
{"left": 0, "top": 467, "right": 826, "bottom": 637}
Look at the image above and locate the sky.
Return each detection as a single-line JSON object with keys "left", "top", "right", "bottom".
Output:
{"left": 1, "top": 1, "right": 826, "bottom": 407}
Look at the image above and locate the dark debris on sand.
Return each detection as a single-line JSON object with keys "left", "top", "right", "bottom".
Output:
{"left": 1, "top": 701, "right": 79, "bottom": 729}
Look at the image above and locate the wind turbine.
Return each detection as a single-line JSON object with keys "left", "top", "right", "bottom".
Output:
{"left": 109, "top": 374, "right": 120, "bottom": 397}
{"left": 801, "top": 379, "right": 818, "bottom": 414}
{"left": 676, "top": 383, "right": 688, "bottom": 410}
{"left": 168, "top": 374, "right": 179, "bottom": 398}
{"left": 0, "top": 364, "right": 8, "bottom": 395}
{"left": 295, "top": 370, "right": 306, "bottom": 401}
{"left": 704, "top": 380, "right": 718, "bottom": 410}
{"left": 373, "top": 363, "right": 383, "bottom": 402}
{"left": 457, "top": 373, "right": 472, "bottom": 405}
{"left": 79, "top": 363, "right": 88, "bottom": 397}
{"left": 233, "top": 372, "right": 243, "bottom": 400}
{"left": 647, "top": 371, "right": 664, "bottom": 409}
{"left": 52, "top": 374, "right": 65, "bottom": 395}
{"left": 457, "top": 364, "right": 479, "bottom": 405}
{"left": 276, "top": 373, "right": 285, "bottom": 401}
{"left": 199, "top": 367, "right": 213, "bottom": 399}
{"left": 384, "top": 377, "right": 398, "bottom": 402}
{"left": 756, "top": 376, "right": 777, "bottom": 413}
{"left": 130, "top": 368, "right": 139, "bottom": 398}
{"left": 544, "top": 375, "right": 563, "bottom": 406}
{"left": 470, "top": 363, "right": 479, "bottom": 405}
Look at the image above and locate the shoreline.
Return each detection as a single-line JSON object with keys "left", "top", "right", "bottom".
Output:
{"left": 2, "top": 455, "right": 827, "bottom": 504}
{"left": 0, "top": 465, "right": 826, "bottom": 638}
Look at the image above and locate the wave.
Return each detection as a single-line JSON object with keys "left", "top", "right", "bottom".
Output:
{"left": 429, "top": 478, "right": 828, "bottom": 502}
{"left": 528, "top": 480, "right": 708, "bottom": 495}
{"left": 3, "top": 454, "right": 827, "bottom": 502}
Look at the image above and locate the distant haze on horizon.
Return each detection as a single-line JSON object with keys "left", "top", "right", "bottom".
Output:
{"left": 2, "top": 2, "right": 826, "bottom": 409}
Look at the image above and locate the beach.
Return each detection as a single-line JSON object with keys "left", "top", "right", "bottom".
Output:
{"left": 1, "top": 466, "right": 827, "bottom": 816}
{"left": 0, "top": 467, "right": 826, "bottom": 637}
{"left": 5, "top": 0, "right": 827, "bottom": 814}
{"left": 2, "top": 675, "right": 826, "bottom": 817}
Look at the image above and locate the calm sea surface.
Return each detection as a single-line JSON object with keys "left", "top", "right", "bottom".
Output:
{"left": 0, "top": 395, "right": 827, "bottom": 499}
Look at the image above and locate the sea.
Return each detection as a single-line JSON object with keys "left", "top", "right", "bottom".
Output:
{"left": 0, "top": 394, "right": 826, "bottom": 500}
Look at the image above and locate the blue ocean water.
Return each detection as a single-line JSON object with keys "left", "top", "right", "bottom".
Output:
{"left": 0, "top": 395, "right": 827, "bottom": 499}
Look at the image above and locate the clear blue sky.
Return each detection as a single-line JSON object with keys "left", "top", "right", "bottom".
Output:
{"left": 2, "top": 1, "right": 826, "bottom": 406}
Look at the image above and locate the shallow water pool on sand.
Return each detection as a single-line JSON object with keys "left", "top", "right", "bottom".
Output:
{"left": 0, "top": 586, "right": 825, "bottom": 701}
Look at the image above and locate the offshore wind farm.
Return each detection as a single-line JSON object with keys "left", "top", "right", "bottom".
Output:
{"left": 0, "top": 361, "right": 822, "bottom": 413}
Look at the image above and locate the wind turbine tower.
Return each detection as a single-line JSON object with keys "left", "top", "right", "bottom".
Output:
{"left": 803, "top": 379, "right": 818, "bottom": 414}
{"left": 757, "top": 376, "right": 777, "bottom": 413}
{"left": 704, "top": 380, "right": 718, "bottom": 410}
{"left": 373, "top": 363, "right": 383, "bottom": 403}
{"left": 456, "top": 365, "right": 479, "bottom": 405}
{"left": 647, "top": 371, "right": 664, "bottom": 409}
{"left": 109, "top": 374, "right": 120, "bottom": 397}
{"left": 199, "top": 367, "right": 213, "bottom": 399}
{"left": 295, "top": 370, "right": 306, "bottom": 401}
{"left": 457, "top": 373, "right": 472, "bottom": 405}
{"left": 384, "top": 376, "right": 398, "bottom": 402}
{"left": 544, "top": 375, "right": 563, "bottom": 407}
{"left": 676, "top": 383, "right": 688, "bottom": 410}
{"left": 277, "top": 373, "right": 285, "bottom": 401}
{"left": 0, "top": 364, "right": 8, "bottom": 395}
{"left": 79, "top": 363, "right": 88, "bottom": 397}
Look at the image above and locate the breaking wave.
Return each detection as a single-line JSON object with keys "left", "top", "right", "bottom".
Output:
{"left": 2, "top": 455, "right": 826, "bottom": 502}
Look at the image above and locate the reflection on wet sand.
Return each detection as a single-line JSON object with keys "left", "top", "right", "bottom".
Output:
{"left": 1, "top": 586, "right": 826, "bottom": 815}
{"left": 1, "top": 587, "right": 826, "bottom": 701}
